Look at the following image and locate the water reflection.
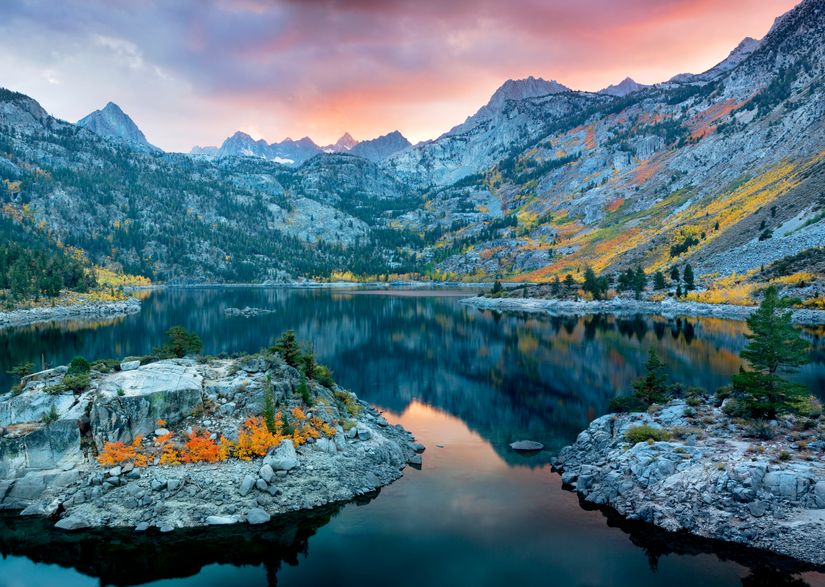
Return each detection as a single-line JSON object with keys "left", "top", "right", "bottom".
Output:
{"left": 0, "top": 289, "right": 822, "bottom": 466}
{"left": 1, "top": 290, "right": 824, "bottom": 587}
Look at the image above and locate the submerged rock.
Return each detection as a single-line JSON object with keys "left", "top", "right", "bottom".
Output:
{"left": 509, "top": 440, "right": 544, "bottom": 451}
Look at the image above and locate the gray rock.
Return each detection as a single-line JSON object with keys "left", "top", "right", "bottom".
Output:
{"left": 407, "top": 454, "right": 422, "bottom": 466}
{"left": 509, "top": 440, "right": 544, "bottom": 451}
{"left": 268, "top": 440, "right": 299, "bottom": 471}
{"left": 90, "top": 362, "right": 204, "bottom": 450}
{"left": 246, "top": 508, "right": 271, "bottom": 525}
{"left": 259, "top": 464, "right": 275, "bottom": 484}
{"left": 55, "top": 515, "right": 91, "bottom": 531}
{"left": 120, "top": 360, "right": 141, "bottom": 371}
{"left": 206, "top": 515, "right": 238, "bottom": 525}
{"left": 255, "top": 479, "right": 268, "bottom": 492}
{"left": 239, "top": 474, "right": 256, "bottom": 497}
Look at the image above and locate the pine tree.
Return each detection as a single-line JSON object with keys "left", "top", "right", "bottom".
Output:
{"left": 670, "top": 266, "right": 680, "bottom": 283}
{"left": 280, "top": 409, "right": 294, "bottom": 435}
{"left": 633, "top": 349, "right": 668, "bottom": 406}
{"left": 683, "top": 264, "right": 695, "bottom": 291}
{"left": 632, "top": 266, "right": 646, "bottom": 300}
{"left": 676, "top": 283, "right": 682, "bottom": 298}
{"left": 272, "top": 330, "right": 302, "bottom": 367}
{"left": 653, "top": 271, "right": 666, "bottom": 290}
{"left": 550, "top": 276, "right": 561, "bottom": 296}
{"left": 563, "top": 274, "right": 576, "bottom": 289}
{"left": 491, "top": 280, "right": 503, "bottom": 294}
{"left": 731, "top": 287, "right": 810, "bottom": 419}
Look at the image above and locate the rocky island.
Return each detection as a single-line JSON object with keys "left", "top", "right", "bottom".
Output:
{"left": 554, "top": 397, "right": 825, "bottom": 566}
{"left": 0, "top": 330, "right": 420, "bottom": 531}
{"left": 552, "top": 287, "right": 824, "bottom": 568}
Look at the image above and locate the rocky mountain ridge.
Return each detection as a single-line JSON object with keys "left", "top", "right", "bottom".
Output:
{"left": 0, "top": 0, "right": 823, "bottom": 284}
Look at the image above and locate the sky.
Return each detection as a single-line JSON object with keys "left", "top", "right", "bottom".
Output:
{"left": 0, "top": 0, "right": 800, "bottom": 152}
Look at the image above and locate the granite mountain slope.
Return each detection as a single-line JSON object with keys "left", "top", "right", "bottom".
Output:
{"left": 1, "top": 0, "right": 823, "bottom": 283}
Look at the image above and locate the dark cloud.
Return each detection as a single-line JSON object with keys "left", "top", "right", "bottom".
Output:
{"left": 0, "top": 0, "right": 799, "bottom": 150}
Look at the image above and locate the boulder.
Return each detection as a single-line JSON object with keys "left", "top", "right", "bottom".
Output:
{"left": 0, "top": 421, "right": 82, "bottom": 480}
{"left": 239, "top": 474, "right": 256, "bottom": 497}
{"left": 246, "top": 508, "right": 271, "bottom": 525}
{"left": 120, "top": 360, "right": 141, "bottom": 371}
{"left": 206, "top": 515, "right": 238, "bottom": 525}
{"left": 20, "top": 366, "right": 67, "bottom": 387}
{"left": 259, "top": 464, "right": 275, "bottom": 483}
{"left": 90, "top": 362, "right": 203, "bottom": 449}
{"left": 55, "top": 515, "right": 91, "bottom": 531}
{"left": 266, "top": 440, "right": 298, "bottom": 471}
{"left": 314, "top": 437, "right": 337, "bottom": 455}
{"left": 509, "top": 440, "right": 544, "bottom": 451}
{"left": 0, "top": 391, "right": 76, "bottom": 427}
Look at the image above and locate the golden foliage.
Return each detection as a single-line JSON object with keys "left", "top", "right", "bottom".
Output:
{"left": 235, "top": 417, "right": 285, "bottom": 461}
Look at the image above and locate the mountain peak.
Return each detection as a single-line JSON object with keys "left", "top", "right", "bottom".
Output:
{"left": 350, "top": 130, "right": 411, "bottom": 161}
{"left": 329, "top": 132, "right": 359, "bottom": 152}
{"left": 488, "top": 77, "right": 570, "bottom": 109}
{"left": 77, "top": 102, "right": 156, "bottom": 150}
{"left": 598, "top": 77, "right": 648, "bottom": 97}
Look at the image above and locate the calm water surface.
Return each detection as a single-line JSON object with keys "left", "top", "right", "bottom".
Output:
{"left": 0, "top": 288, "right": 823, "bottom": 587}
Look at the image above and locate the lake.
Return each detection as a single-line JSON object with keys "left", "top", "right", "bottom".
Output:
{"left": 0, "top": 287, "right": 823, "bottom": 587}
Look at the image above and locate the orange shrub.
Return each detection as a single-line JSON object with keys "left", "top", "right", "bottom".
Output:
{"left": 98, "top": 435, "right": 149, "bottom": 466}
{"left": 235, "top": 417, "right": 285, "bottom": 460}
{"left": 181, "top": 429, "right": 225, "bottom": 463}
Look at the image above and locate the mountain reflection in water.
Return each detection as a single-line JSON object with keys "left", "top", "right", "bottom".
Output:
{"left": 0, "top": 288, "right": 823, "bottom": 587}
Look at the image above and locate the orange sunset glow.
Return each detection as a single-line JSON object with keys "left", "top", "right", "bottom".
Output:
{"left": 0, "top": 0, "right": 800, "bottom": 151}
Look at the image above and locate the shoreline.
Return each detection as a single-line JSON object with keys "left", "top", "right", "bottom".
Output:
{"left": 552, "top": 399, "right": 825, "bottom": 568}
{"left": 133, "top": 280, "right": 492, "bottom": 291}
{"left": 461, "top": 295, "right": 825, "bottom": 326}
{"left": 0, "top": 297, "right": 142, "bottom": 330}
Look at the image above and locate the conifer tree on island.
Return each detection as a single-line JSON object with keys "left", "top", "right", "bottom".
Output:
{"left": 633, "top": 349, "right": 668, "bottom": 406}
{"left": 731, "top": 286, "right": 810, "bottom": 419}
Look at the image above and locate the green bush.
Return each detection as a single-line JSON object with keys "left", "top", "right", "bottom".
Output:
{"left": 334, "top": 389, "right": 362, "bottom": 417}
{"left": 313, "top": 364, "right": 335, "bottom": 388}
{"left": 624, "top": 424, "right": 670, "bottom": 445}
{"left": 67, "top": 356, "right": 91, "bottom": 375}
{"left": 62, "top": 372, "right": 90, "bottom": 392}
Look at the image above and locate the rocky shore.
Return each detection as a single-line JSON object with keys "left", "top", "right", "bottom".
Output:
{"left": 462, "top": 295, "right": 825, "bottom": 325}
{"left": 0, "top": 352, "right": 420, "bottom": 531}
{"left": 0, "top": 297, "right": 142, "bottom": 329}
{"left": 553, "top": 399, "right": 825, "bottom": 567}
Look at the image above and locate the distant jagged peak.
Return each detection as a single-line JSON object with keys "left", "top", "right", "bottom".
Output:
{"left": 323, "top": 132, "right": 359, "bottom": 152}
{"left": 598, "top": 77, "right": 649, "bottom": 97}
{"left": 77, "top": 101, "right": 157, "bottom": 150}
{"left": 349, "top": 130, "right": 412, "bottom": 161}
